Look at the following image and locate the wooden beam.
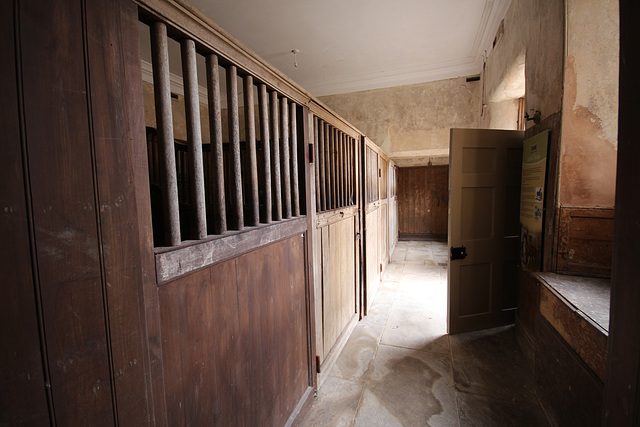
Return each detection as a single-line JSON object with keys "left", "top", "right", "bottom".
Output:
{"left": 258, "top": 84, "right": 272, "bottom": 223}
{"left": 226, "top": 64, "right": 243, "bottom": 229}
{"left": 290, "top": 102, "right": 300, "bottom": 217}
{"left": 318, "top": 120, "right": 326, "bottom": 212}
{"left": 244, "top": 75, "right": 259, "bottom": 226}
{"left": 155, "top": 218, "right": 307, "bottom": 283}
{"left": 270, "top": 91, "right": 282, "bottom": 221}
{"left": 150, "top": 21, "right": 180, "bottom": 245}
{"left": 206, "top": 53, "right": 227, "bottom": 234}
{"left": 281, "top": 97, "right": 292, "bottom": 219}
{"left": 181, "top": 38, "right": 207, "bottom": 239}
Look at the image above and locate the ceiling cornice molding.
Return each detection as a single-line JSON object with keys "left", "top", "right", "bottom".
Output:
{"left": 309, "top": 56, "right": 484, "bottom": 97}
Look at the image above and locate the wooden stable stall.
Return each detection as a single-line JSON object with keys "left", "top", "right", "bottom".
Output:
{"left": 389, "top": 164, "right": 399, "bottom": 256}
{"left": 0, "top": 0, "right": 397, "bottom": 425}
{"left": 308, "top": 110, "right": 362, "bottom": 383}
{"left": 362, "top": 137, "right": 394, "bottom": 313}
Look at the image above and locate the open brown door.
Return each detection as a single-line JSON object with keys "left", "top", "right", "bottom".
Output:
{"left": 448, "top": 128, "right": 524, "bottom": 334}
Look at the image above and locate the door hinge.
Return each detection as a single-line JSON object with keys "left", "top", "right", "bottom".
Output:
{"left": 316, "top": 355, "right": 321, "bottom": 373}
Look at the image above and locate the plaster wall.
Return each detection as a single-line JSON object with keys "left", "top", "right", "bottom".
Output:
{"left": 319, "top": 0, "right": 564, "bottom": 167}
{"left": 559, "top": 0, "right": 619, "bottom": 208}
{"left": 319, "top": 77, "right": 482, "bottom": 167}
{"left": 482, "top": 0, "right": 564, "bottom": 127}
{"left": 484, "top": 99, "right": 521, "bottom": 130}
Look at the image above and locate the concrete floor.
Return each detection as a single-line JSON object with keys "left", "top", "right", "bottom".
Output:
{"left": 302, "top": 240, "right": 551, "bottom": 426}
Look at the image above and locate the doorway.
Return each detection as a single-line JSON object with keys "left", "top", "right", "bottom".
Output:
{"left": 397, "top": 165, "right": 449, "bottom": 241}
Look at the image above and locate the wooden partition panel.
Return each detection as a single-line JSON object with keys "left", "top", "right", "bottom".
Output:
{"left": 2, "top": 0, "right": 153, "bottom": 424}
{"left": 159, "top": 236, "right": 309, "bottom": 425}
{"left": 320, "top": 215, "right": 358, "bottom": 358}
{"left": 311, "top": 117, "right": 361, "bottom": 378}
{"left": 0, "top": 1, "right": 50, "bottom": 423}
{"left": 362, "top": 137, "right": 391, "bottom": 313}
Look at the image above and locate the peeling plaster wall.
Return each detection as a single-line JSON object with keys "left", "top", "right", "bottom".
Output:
{"left": 318, "top": 0, "right": 565, "bottom": 168}
{"left": 559, "top": 0, "right": 619, "bottom": 208}
{"left": 319, "top": 77, "right": 482, "bottom": 166}
{"left": 482, "top": 0, "right": 564, "bottom": 128}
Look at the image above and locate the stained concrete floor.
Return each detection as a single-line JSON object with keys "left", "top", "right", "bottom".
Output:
{"left": 302, "top": 240, "right": 551, "bottom": 427}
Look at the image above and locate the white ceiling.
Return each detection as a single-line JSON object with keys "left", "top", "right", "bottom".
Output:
{"left": 186, "top": 0, "right": 511, "bottom": 96}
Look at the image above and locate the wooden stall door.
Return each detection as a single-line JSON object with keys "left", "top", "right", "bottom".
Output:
{"left": 317, "top": 210, "right": 359, "bottom": 365}
{"left": 313, "top": 121, "right": 361, "bottom": 375}
{"left": 448, "top": 129, "right": 523, "bottom": 334}
{"left": 379, "top": 157, "right": 389, "bottom": 269}
{"left": 363, "top": 138, "right": 382, "bottom": 313}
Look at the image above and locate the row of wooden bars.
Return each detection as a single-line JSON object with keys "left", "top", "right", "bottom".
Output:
{"left": 313, "top": 117, "right": 357, "bottom": 213}
{"left": 149, "top": 21, "right": 301, "bottom": 247}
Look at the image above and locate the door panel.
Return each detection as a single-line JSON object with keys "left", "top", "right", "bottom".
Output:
{"left": 365, "top": 208, "right": 381, "bottom": 311}
{"left": 321, "top": 215, "right": 357, "bottom": 358}
{"left": 448, "top": 129, "right": 523, "bottom": 334}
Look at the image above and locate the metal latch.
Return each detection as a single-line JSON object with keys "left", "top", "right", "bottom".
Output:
{"left": 450, "top": 245, "right": 468, "bottom": 260}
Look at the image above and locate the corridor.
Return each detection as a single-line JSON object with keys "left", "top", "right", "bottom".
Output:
{"left": 302, "top": 241, "right": 551, "bottom": 426}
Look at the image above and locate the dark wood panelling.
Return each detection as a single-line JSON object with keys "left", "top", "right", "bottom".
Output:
{"left": 515, "top": 269, "right": 540, "bottom": 367}
{"left": 20, "top": 0, "right": 114, "bottom": 423}
{"left": 397, "top": 166, "right": 448, "bottom": 238}
{"left": 539, "top": 285, "right": 608, "bottom": 381}
{"left": 85, "top": 0, "right": 153, "bottom": 423}
{"left": 0, "top": 1, "right": 50, "bottom": 424}
{"left": 536, "top": 316, "right": 603, "bottom": 426}
{"left": 604, "top": 2, "right": 640, "bottom": 423}
{"left": 159, "top": 235, "right": 310, "bottom": 425}
{"left": 557, "top": 208, "right": 614, "bottom": 277}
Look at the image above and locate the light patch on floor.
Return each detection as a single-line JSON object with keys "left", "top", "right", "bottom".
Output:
{"left": 302, "top": 241, "right": 550, "bottom": 426}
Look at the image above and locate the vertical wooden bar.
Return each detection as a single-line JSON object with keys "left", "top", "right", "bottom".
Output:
{"left": 259, "top": 84, "right": 272, "bottom": 223}
{"left": 338, "top": 132, "right": 344, "bottom": 207}
{"left": 243, "top": 75, "right": 259, "bottom": 226}
{"left": 313, "top": 117, "right": 321, "bottom": 212}
{"left": 270, "top": 91, "right": 282, "bottom": 221}
{"left": 318, "top": 120, "right": 326, "bottom": 212}
{"left": 290, "top": 102, "right": 300, "bottom": 216}
{"left": 345, "top": 135, "right": 350, "bottom": 206}
{"left": 206, "top": 54, "right": 227, "bottom": 234}
{"left": 349, "top": 138, "right": 354, "bottom": 205}
{"left": 226, "top": 65, "right": 244, "bottom": 229}
{"left": 181, "top": 39, "right": 207, "bottom": 239}
{"left": 324, "top": 122, "right": 332, "bottom": 210}
{"left": 347, "top": 136, "right": 352, "bottom": 205}
{"left": 281, "top": 97, "right": 292, "bottom": 219}
{"left": 150, "top": 22, "right": 180, "bottom": 246}
{"left": 335, "top": 128, "right": 340, "bottom": 209}
{"left": 344, "top": 135, "right": 349, "bottom": 206}
{"left": 331, "top": 127, "right": 337, "bottom": 209}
